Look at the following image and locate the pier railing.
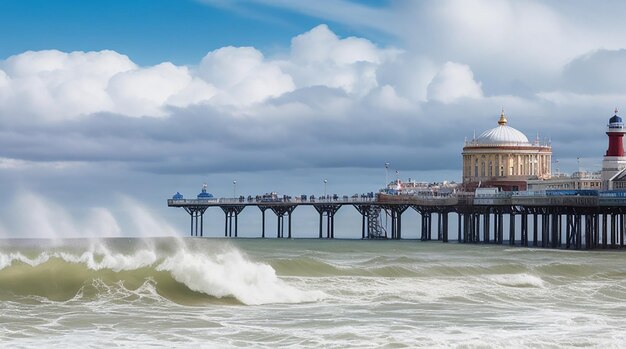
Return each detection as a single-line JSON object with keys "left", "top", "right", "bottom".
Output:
{"left": 167, "top": 196, "right": 377, "bottom": 206}
{"left": 169, "top": 192, "right": 626, "bottom": 208}
{"left": 377, "top": 194, "right": 459, "bottom": 206}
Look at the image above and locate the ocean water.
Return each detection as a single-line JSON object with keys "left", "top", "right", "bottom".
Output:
{"left": 0, "top": 237, "right": 625, "bottom": 348}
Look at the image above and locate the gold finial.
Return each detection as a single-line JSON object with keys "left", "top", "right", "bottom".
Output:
{"left": 615, "top": 107, "right": 619, "bottom": 115}
{"left": 498, "top": 108, "right": 507, "bottom": 125}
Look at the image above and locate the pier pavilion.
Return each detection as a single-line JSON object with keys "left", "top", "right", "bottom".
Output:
{"left": 462, "top": 110, "right": 552, "bottom": 192}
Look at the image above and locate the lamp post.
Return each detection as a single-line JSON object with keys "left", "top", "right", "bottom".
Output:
{"left": 385, "top": 162, "right": 390, "bottom": 188}
{"left": 324, "top": 179, "right": 328, "bottom": 198}
{"left": 233, "top": 180, "right": 237, "bottom": 198}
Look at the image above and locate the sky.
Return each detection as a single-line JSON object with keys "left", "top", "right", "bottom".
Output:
{"left": 1, "top": 0, "right": 626, "bottom": 238}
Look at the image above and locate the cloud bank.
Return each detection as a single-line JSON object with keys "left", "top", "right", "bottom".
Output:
{"left": 2, "top": 1, "right": 626, "bottom": 237}
{"left": 4, "top": 0, "right": 626, "bottom": 183}
{"left": 0, "top": 20, "right": 621, "bottom": 179}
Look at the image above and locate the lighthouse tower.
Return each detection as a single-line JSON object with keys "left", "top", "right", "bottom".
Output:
{"left": 602, "top": 109, "right": 626, "bottom": 189}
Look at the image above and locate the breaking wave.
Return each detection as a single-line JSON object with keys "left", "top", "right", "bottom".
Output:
{"left": 0, "top": 239, "right": 324, "bottom": 306}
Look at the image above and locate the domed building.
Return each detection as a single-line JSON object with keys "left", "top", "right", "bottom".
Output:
{"left": 462, "top": 110, "right": 552, "bottom": 191}
{"left": 197, "top": 183, "right": 216, "bottom": 201}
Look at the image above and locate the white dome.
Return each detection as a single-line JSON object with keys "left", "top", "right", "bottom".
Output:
{"left": 474, "top": 125, "right": 530, "bottom": 145}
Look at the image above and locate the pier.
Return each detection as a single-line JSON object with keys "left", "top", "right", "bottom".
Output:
{"left": 168, "top": 191, "right": 626, "bottom": 250}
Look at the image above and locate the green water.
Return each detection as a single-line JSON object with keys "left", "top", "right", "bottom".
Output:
{"left": 1, "top": 238, "right": 625, "bottom": 348}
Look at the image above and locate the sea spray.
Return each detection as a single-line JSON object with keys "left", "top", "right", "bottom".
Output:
{"left": 0, "top": 191, "right": 178, "bottom": 239}
{"left": 157, "top": 247, "right": 323, "bottom": 305}
{"left": 0, "top": 238, "right": 323, "bottom": 305}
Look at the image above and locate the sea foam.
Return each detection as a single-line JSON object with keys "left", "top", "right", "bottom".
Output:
{"left": 489, "top": 273, "right": 546, "bottom": 288}
{"left": 0, "top": 239, "right": 324, "bottom": 305}
{"left": 157, "top": 248, "right": 324, "bottom": 305}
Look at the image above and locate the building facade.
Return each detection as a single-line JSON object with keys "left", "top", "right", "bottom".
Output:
{"left": 527, "top": 171, "right": 602, "bottom": 191}
{"left": 462, "top": 111, "right": 552, "bottom": 191}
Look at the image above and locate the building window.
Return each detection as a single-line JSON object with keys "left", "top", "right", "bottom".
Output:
{"left": 474, "top": 159, "right": 478, "bottom": 177}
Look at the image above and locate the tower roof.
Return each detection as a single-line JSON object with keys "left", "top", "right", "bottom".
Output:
{"left": 497, "top": 109, "right": 508, "bottom": 125}
{"left": 473, "top": 110, "right": 530, "bottom": 145}
{"left": 608, "top": 108, "right": 624, "bottom": 132}
{"left": 609, "top": 114, "right": 623, "bottom": 124}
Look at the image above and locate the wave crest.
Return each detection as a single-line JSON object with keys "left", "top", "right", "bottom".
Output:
{"left": 0, "top": 239, "right": 324, "bottom": 305}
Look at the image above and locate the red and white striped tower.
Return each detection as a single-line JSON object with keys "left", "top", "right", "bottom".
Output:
{"left": 602, "top": 108, "right": 626, "bottom": 189}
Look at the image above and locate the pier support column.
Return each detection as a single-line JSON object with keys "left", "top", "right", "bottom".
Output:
{"left": 566, "top": 214, "right": 573, "bottom": 249}
{"left": 270, "top": 205, "right": 297, "bottom": 238}
{"left": 386, "top": 205, "right": 408, "bottom": 240}
{"left": 533, "top": 213, "right": 538, "bottom": 247}
{"left": 437, "top": 213, "right": 442, "bottom": 241}
{"left": 259, "top": 206, "right": 269, "bottom": 238}
{"left": 421, "top": 212, "right": 432, "bottom": 241}
{"left": 183, "top": 207, "right": 208, "bottom": 237}
{"left": 463, "top": 213, "right": 470, "bottom": 243}
{"left": 314, "top": 204, "right": 341, "bottom": 239}
{"left": 509, "top": 212, "right": 516, "bottom": 246}
{"left": 521, "top": 213, "right": 528, "bottom": 246}
{"left": 442, "top": 212, "right": 449, "bottom": 243}
{"left": 221, "top": 205, "right": 245, "bottom": 238}
{"left": 457, "top": 213, "right": 462, "bottom": 243}
{"left": 497, "top": 213, "right": 504, "bottom": 244}
{"left": 483, "top": 212, "right": 490, "bottom": 243}
{"left": 602, "top": 213, "right": 609, "bottom": 248}
{"left": 611, "top": 213, "right": 617, "bottom": 247}
{"left": 353, "top": 205, "right": 372, "bottom": 239}
{"left": 593, "top": 213, "right": 601, "bottom": 248}
{"left": 618, "top": 213, "right": 626, "bottom": 248}
{"left": 541, "top": 213, "right": 548, "bottom": 248}
{"left": 493, "top": 212, "right": 499, "bottom": 244}
{"left": 474, "top": 213, "right": 480, "bottom": 243}
{"left": 551, "top": 213, "right": 559, "bottom": 249}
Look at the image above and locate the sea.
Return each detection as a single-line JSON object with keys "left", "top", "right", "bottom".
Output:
{"left": 0, "top": 237, "right": 625, "bottom": 348}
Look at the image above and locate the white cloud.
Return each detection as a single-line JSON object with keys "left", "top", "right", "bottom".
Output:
{"left": 199, "top": 46, "right": 265, "bottom": 89}
{"left": 0, "top": 51, "right": 216, "bottom": 120}
{"left": 290, "top": 24, "right": 383, "bottom": 65}
{"left": 376, "top": 54, "right": 438, "bottom": 102}
{"left": 248, "top": 1, "right": 626, "bottom": 95}
{"left": 284, "top": 24, "right": 399, "bottom": 96}
{"left": 367, "top": 85, "right": 413, "bottom": 111}
{"left": 199, "top": 46, "right": 295, "bottom": 106}
{"left": 0, "top": 50, "right": 136, "bottom": 120}
{"left": 107, "top": 62, "right": 208, "bottom": 117}
{"left": 0, "top": 25, "right": 407, "bottom": 121}
{"left": 426, "top": 62, "right": 483, "bottom": 103}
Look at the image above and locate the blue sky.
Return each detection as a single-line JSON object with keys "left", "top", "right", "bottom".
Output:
{"left": 0, "top": 0, "right": 392, "bottom": 65}
{"left": 2, "top": 0, "right": 626, "bottom": 237}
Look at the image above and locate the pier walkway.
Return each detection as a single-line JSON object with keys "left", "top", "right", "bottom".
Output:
{"left": 168, "top": 192, "right": 626, "bottom": 250}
